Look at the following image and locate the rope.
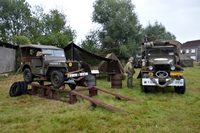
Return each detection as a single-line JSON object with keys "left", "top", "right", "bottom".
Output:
{"left": 149, "top": 75, "right": 175, "bottom": 88}
{"left": 175, "top": 64, "right": 184, "bottom": 71}
{"left": 10, "top": 65, "right": 23, "bottom": 84}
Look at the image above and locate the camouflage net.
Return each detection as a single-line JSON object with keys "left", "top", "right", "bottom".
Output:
{"left": 141, "top": 39, "right": 181, "bottom": 53}
{"left": 63, "top": 43, "right": 124, "bottom": 74}
{"left": 164, "top": 40, "right": 181, "bottom": 53}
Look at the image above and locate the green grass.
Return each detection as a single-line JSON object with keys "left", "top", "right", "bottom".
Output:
{"left": 0, "top": 63, "right": 200, "bottom": 133}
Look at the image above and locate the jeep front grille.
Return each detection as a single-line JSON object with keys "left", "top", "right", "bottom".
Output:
{"left": 67, "top": 62, "right": 79, "bottom": 72}
{"left": 154, "top": 65, "right": 170, "bottom": 71}
{"left": 154, "top": 65, "right": 170, "bottom": 78}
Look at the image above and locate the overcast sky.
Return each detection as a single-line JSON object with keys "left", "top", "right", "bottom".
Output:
{"left": 26, "top": 0, "right": 200, "bottom": 44}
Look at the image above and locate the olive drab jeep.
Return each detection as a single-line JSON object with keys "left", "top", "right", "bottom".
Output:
{"left": 137, "top": 38, "right": 186, "bottom": 94}
{"left": 20, "top": 44, "right": 88, "bottom": 88}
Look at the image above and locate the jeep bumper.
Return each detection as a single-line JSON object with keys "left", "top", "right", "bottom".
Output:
{"left": 142, "top": 78, "right": 184, "bottom": 86}
{"left": 66, "top": 72, "right": 88, "bottom": 78}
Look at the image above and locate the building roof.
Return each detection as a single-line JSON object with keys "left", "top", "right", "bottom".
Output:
{"left": 181, "top": 40, "right": 200, "bottom": 48}
{"left": 0, "top": 41, "right": 18, "bottom": 49}
{"left": 19, "top": 44, "right": 62, "bottom": 50}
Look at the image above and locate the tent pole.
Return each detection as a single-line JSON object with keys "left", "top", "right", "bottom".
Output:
{"left": 71, "top": 42, "right": 74, "bottom": 60}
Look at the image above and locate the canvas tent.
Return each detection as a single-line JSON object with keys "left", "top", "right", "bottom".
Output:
{"left": 98, "top": 53, "right": 125, "bottom": 79}
{"left": 180, "top": 54, "right": 193, "bottom": 67}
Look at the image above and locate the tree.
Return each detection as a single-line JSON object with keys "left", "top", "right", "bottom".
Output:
{"left": 25, "top": 5, "right": 45, "bottom": 43}
{"left": 40, "top": 9, "right": 76, "bottom": 47}
{"left": 11, "top": 35, "right": 30, "bottom": 45}
{"left": 0, "top": 0, "right": 31, "bottom": 42}
{"left": 27, "top": 6, "right": 76, "bottom": 48}
{"left": 11, "top": 35, "right": 31, "bottom": 65}
{"left": 43, "top": 10, "right": 66, "bottom": 34}
{"left": 92, "top": 0, "right": 142, "bottom": 59}
{"left": 81, "top": 29, "right": 101, "bottom": 54}
{"left": 142, "top": 21, "right": 176, "bottom": 40}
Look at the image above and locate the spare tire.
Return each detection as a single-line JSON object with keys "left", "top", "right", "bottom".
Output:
{"left": 22, "top": 81, "right": 28, "bottom": 94}
{"left": 19, "top": 81, "right": 28, "bottom": 94}
{"left": 9, "top": 82, "right": 21, "bottom": 97}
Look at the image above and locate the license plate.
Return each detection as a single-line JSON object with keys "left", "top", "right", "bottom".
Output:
{"left": 142, "top": 78, "right": 184, "bottom": 86}
{"left": 169, "top": 79, "right": 184, "bottom": 86}
{"left": 142, "top": 78, "right": 157, "bottom": 86}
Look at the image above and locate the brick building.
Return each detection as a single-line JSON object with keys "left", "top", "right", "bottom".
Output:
{"left": 181, "top": 40, "right": 200, "bottom": 61}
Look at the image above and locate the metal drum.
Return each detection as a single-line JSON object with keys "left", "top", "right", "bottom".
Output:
{"left": 85, "top": 74, "right": 96, "bottom": 86}
{"left": 111, "top": 74, "right": 122, "bottom": 88}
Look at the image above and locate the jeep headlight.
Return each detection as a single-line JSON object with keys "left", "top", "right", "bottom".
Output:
{"left": 148, "top": 66, "right": 153, "bottom": 71}
{"left": 170, "top": 65, "right": 175, "bottom": 71}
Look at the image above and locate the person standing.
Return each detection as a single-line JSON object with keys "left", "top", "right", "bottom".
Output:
{"left": 125, "top": 57, "right": 135, "bottom": 88}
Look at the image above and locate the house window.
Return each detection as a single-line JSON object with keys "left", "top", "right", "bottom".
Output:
{"left": 186, "top": 49, "right": 189, "bottom": 54}
{"left": 191, "top": 49, "right": 195, "bottom": 54}
{"left": 190, "top": 56, "right": 196, "bottom": 60}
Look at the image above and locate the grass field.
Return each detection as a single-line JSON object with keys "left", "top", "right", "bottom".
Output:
{"left": 0, "top": 62, "right": 200, "bottom": 133}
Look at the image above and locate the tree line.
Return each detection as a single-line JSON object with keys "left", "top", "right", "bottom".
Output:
{"left": 0, "top": 0, "right": 176, "bottom": 61}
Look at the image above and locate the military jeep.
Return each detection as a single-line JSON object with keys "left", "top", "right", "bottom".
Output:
{"left": 138, "top": 39, "right": 186, "bottom": 94}
{"left": 20, "top": 44, "right": 88, "bottom": 88}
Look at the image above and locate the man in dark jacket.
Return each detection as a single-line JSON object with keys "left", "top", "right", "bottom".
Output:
{"left": 125, "top": 57, "right": 135, "bottom": 88}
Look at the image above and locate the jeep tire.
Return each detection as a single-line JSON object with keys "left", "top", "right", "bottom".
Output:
{"left": 50, "top": 70, "right": 64, "bottom": 88}
{"left": 140, "top": 74, "right": 148, "bottom": 93}
{"left": 174, "top": 77, "right": 186, "bottom": 94}
{"left": 141, "top": 85, "right": 148, "bottom": 93}
{"left": 9, "top": 82, "right": 21, "bottom": 97}
{"left": 23, "top": 68, "right": 33, "bottom": 83}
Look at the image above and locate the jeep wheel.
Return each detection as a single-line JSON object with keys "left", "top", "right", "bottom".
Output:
{"left": 179, "top": 83, "right": 186, "bottom": 94}
{"left": 174, "top": 87, "right": 180, "bottom": 93}
{"left": 174, "top": 86, "right": 186, "bottom": 94}
{"left": 174, "top": 77, "right": 186, "bottom": 94}
{"left": 50, "top": 70, "right": 64, "bottom": 88}
{"left": 141, "top": 85, "right": 148, "bottom": 93}
{"left": 140, "top": 74, "right": 148, "bottom": 93}
{"left": 23, "top": 68, "right": 33, "bottom": 83}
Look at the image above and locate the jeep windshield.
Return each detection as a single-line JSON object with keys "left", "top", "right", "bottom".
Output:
{"left": 147, "top": 47, "right": 175, "bottom": 56}
{"left": 42, "top": 49, "right": 65, "bottom": 57}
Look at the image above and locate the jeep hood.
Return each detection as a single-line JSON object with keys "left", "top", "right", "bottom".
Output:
{"left": 148, "top": 57, "right": 174, "bottom": 65}
{"left": 52, "top": 60, "right": 66, "bottom": 62}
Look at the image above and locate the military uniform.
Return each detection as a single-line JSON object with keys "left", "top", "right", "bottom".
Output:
{"left": 125, "top": 61, "right": 135, "bottom": 88}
